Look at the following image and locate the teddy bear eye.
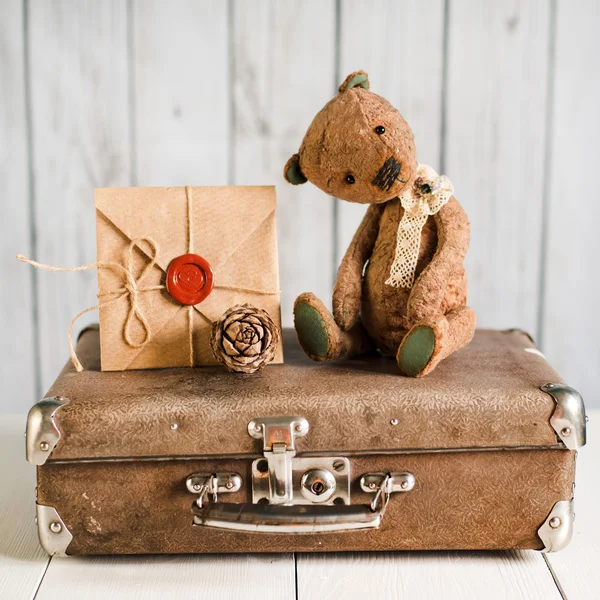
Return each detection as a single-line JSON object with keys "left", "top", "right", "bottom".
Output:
{"left": 346, "top": 175, "right": 356, "bottom": 184}
{"left": 375, "top": 126, "right": 386, "bottom": 134}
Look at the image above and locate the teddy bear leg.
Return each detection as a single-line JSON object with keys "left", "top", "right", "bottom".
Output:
{"left": 294, "top": 292, "right": 373, "bottom": 361}
{"left": 396, "top": 305, "right": 476, "bottom": 377}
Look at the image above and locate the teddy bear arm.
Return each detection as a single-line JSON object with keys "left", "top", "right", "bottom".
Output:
{"left": 407, "top": 196, "right": 470, "bottom": 323}
{"left": 332, "top": 203, "right": 384, "bottom": 330}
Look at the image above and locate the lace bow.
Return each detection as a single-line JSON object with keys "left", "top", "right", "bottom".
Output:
{"left": 385, "top": 164, "right": 454, "bottom": 289}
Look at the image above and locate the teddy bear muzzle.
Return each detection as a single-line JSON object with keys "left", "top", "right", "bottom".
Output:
{"left": 371, "top": 156, "right": 402, "bottom": 192}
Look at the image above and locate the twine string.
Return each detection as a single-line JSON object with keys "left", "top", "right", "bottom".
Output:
{"left": 185, "top": 185, "right": 195, "bottom": 367}
{"left": 17, "top": 237, "right": 164, "bottom": 372}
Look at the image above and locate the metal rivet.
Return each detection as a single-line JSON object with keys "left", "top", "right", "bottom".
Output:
{"left": 193, "top": 483, "right": 201, "bottom": 491}
{"left": 332, "top": 460, "right": 345, "bottom": 472}
{"left": 549, "top": 517, "right": 562, "bottom": 529}
{"left": 400, "top": 480, "right": 409, "bottom": 489}
{"left": 225, "top": 481, "right": 234, "bottom": 489}
{"left": 390, "top": 418, "right": 399, "bottom": 426}
{"left": 170, "top": 423, "right": 178, "bottom": 430}
{"left": 39, "top": 441, "right": 49, "bottom": 452}
{"left": 545, "top": 383, "right": 555, "bottom": 389}
{"left": 295, "top": 424, "right": 304, "bottom": 432}
{"left": 368, "top": 482, "right": 377, "bottom": 490}
{"left": 561, "top": 427, "right": 572, "bottom": 437}
{"left": 49, "top": 521, "right": 62, "bottom": 534}
{"left": 585, "top": 415, "right": 589, "bottom": 423}
{"left": 254, "top": 424, "right": 262, "bottom": 432}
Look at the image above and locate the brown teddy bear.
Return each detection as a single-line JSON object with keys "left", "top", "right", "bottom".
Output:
{"left": 284, "top": 71, "right": 476, "bottom": 377}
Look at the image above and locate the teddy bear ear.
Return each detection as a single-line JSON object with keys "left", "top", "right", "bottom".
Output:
{"left": 284, "top": 153, "right": 307, "bottom": 185}
{"left": 339, "top": 70, "right": 370, "bottom": 93}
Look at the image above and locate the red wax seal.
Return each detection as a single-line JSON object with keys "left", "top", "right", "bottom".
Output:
{"left": 166, "top": 254, "right": 214, "bottom": 305}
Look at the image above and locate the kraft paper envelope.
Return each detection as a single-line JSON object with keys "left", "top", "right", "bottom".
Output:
{"left": 95, "top": 186, "right": 283, "bottom": 371}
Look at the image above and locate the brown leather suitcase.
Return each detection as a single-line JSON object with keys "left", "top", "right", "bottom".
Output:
{"left": 26, "top": 326, "right": 586, "bottom": 556}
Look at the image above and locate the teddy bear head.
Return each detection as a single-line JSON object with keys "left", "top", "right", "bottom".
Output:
{"left": 284, "top": 71, "right": 418, "bottom": 204}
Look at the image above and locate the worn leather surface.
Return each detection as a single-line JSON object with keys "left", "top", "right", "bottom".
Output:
{"left": 37, "top": 449, "right": 574, "bottom": 554}
{"left": 43, "top": 327, "right": 563, "bottom": 460}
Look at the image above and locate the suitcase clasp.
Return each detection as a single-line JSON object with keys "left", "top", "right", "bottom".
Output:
{"left": 186, "top": 473, "right": 243, "bottom": 508}
{"left": 248, "top": 416, "right": 309, "bottom": 505}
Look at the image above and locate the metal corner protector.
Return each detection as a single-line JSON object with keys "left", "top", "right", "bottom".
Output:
{"left": 537, "top": 499, "right": 575, "bottom": 552}
{"left": 36, "top": 504, "right": 73, "bottom": 557}
{"left": 540, "top": 383, "right": 587, "bottom": 450}
{"left": 26, "top": 396, "right": 70, "bottom": 465}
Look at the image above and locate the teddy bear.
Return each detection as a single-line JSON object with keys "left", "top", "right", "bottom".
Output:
{"left": 283, "top": 71, "right": 476, "bottom": 377}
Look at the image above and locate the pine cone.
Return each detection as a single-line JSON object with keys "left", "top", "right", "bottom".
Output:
{"left": 210, "top": 304, "right": 280, "bottom": 373}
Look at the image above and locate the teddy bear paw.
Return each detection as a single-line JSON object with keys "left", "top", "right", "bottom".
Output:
{"left": 396, "top": 325, "right": 437, "bottom": 377}
{"left": 294, "top": 297, "right": 330, "bottom": 360}
{"left": 294, "top": 292, "right": 375, "bottom": 362}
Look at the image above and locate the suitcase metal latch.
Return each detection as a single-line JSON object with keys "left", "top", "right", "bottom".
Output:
{"left": 248, "top": 416, "right": 309, "bottom": 504}
{"left": 186, "top": 473, "right": 242, "bottom": 508}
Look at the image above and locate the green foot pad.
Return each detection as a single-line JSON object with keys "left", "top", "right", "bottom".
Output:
{"left": 294, "top": 302, "right": 330, "bottom": 358}
{"left": 398, "top": 326, "right": 435, "bottom": 376}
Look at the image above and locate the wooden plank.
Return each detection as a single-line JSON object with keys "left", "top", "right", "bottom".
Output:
{"left": 297, "top": 550, "right": 562, "bottom": 600}
{"left": 28, "top": 0, "right": 131, "bottom": 392}
{"left": 336, "top": 0, "right": 446, "bottom": 261}
{"left": 544, "top": 410, "right": 600, "bottom": 599}
{"left": 232, "top": 0, "right": 337, "bottom": 326}
{"left": 132, "top": 0, "right": 230, "bottom": 186}
{"left": 0, "top": 415, "right": 49, "bottom": 600}
{"left": 0, "top": 0, "right": 37, "bottom": 413}
{"left": 540, "top": 0, "right": 599, "bottom": 407}
{"left": 36, "top": 553, "right": 295, "bottom": 600}
{"left": 445, "top": 1, "right": 550, "bottom": 335}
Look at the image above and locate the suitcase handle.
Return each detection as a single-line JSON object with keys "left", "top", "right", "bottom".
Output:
{"left": 190, "top": 472, "right": 414, "bottom": 533}
{"left": 192, "top": 502, "right": 383, "bottom": 533}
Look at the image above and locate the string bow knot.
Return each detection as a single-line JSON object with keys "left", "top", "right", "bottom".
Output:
{"left": 17, "top": 237, "right": 163, "bottom": 371}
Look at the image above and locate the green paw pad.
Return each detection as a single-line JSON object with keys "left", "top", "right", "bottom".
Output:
{"left": 294, "top": 303, "right": 330, "bottom": 358}
{"left": 399, "top": 326, "right": 436, "bottom": 376}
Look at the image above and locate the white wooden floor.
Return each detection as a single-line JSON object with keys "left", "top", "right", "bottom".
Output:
{"left": 0, "top": 412, "right": 596, "bottom": 600}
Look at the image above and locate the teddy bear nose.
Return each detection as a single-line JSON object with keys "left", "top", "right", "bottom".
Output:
{"left": 372, "top": 157, "right": 402, "bottom": 192}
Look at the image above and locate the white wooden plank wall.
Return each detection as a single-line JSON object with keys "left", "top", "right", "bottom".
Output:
{"left": 445, "top": 0, "right": 550, "bottom": 336}
{"left": 0, "top": 0, "right": 37, "bottom": 414}
{"left": 1, "top": 0, "right": 598, "bottom": 413}
{"left": 541, "top": 0, "right": 600, "bottom": 409}
{"left": 27, "top": 0, "right": 131, "bottom": 393}
{"left": 231, "top": 0, "right": 337, "bottom": 323}
{"left": 133, "top": 0, "right": 230, "bottom": 186}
